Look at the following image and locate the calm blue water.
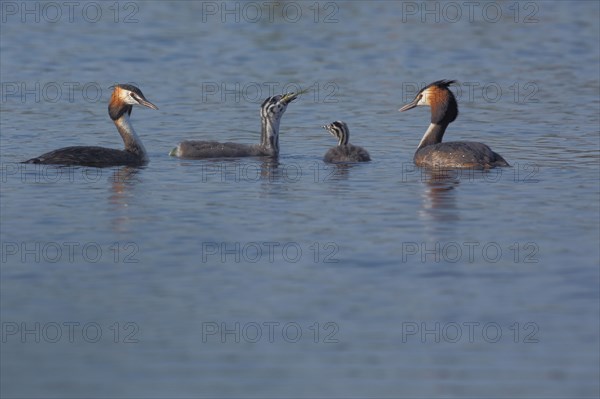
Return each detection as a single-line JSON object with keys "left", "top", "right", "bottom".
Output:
{"left": 1, "top": 1, "right": 599, "bottom": 398}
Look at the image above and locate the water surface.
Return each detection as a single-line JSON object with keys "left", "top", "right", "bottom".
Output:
{"left": 1, "top": 1, "right": 599, "bottom": 398}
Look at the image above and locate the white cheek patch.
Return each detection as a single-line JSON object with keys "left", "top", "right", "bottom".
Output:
{"left": 417, "top": 91, "right": 429, "bottom": 106}
{"left": 128, "top": 94, "right": 141, "bottom": 105}
{"left": 119, "top": 90, "right": 138, "bottom": 105}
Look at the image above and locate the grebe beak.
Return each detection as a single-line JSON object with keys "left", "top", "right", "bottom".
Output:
{"left": 281, "top": 87, "right": 311, "bottom": 105}
{"left": 399, "top": 98, "right": 419, "bottom": 112}
{"left": 136, "top": 97, "right": 159, "bottom": 110}
{"left": 281, "top": 92, "right": 300, "bottom": 105}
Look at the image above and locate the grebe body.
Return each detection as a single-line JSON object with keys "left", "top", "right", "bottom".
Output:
{"left": 400, "top": 80, "right": 508, "bottom": 169}
{"left": 170, "top": 93, "right": 299, "bottom": 159}
{"left": 414, "top": 141, "right": 507, "bottom": 169}
{"left": 23, "top": 84, "right": 158, "bottom": 167}
{"left": 323, "top": 121, "right": 370, "bottom": 163}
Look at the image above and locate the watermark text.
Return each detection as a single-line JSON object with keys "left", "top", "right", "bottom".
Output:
{"left": 201, "top": 321, "right": 339, "bottom": 343}
{"left": 400, "top": 241, "right": 539, "bottom": 264}
{"left": 201, "top": 241, "right": 339, "bottom": 264}
{"left": 400, "top": 2, "right": 540, "bottom": 24}
{"left": 1, "top": 241, "right": 139, "bottom": 264}
{"left": 401, "top": 321, "right": 539, "bottom": 343}
{"left": 199, "top": 1, "right": 339, "bottom": 23}
{"left": 2, "top": 321, "right": 140, "bottom": 343}
{"left": 1, "top": 2, "right": 140, "bottom": 23}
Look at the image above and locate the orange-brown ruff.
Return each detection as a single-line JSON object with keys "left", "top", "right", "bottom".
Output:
{"left": 400, "top": 80, "right": 509, "bottom": 169}
{"left": 23, "top": 84, "right": 158, "bottom": 167}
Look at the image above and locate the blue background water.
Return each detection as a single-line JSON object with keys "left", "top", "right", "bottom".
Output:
{"left": 1, "top": 1, "right": 599, "bottom": 398}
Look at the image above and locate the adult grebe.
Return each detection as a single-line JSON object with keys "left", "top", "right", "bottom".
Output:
{"left": 23, "top": 84, "right": 158, "bottom": 167}
{"left": 170, "top": 92, "right": 300, "bottom": 159}
{"left": 322, "top": 121, "right": 370, "bottom": 163}
{"left": 399, "top": 80, "right": 509, "bottom": 169}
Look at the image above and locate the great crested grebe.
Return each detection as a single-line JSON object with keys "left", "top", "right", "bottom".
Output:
{"left": 399, "top": 80, "right": 509, "bottom": 169}
{"left": 23, "top": 84, "right": 158, "bottom": 167}
{"left": 322, "top": 121, "right": 371, "bottom": 163}
{"left": 170, "top": 92, "right": 300, "bottom": 159}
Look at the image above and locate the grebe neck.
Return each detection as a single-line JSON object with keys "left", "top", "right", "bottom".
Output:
{"left": 417, "top": 123, "right": 448, "bottom": 150}
{"left": 260, "top": 116, "right": 280, "bottom": 156}
{"left": 114, "top": 113, "right": 147, "bottom": 160}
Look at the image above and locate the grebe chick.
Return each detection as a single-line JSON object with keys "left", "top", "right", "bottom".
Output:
{"left": 23, "top": 84, "right": 158, "bottom": 167}
{"left": 399, "top": 80, "right": 509, "bottom": 169}
{"left": 170, "top": 92, "right": 300, "bottom": 159}
{"left": 322, "top": 121, "right": 370, "bottom": 163}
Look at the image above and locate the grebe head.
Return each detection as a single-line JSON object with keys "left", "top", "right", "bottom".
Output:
{"left": 260, "top": 92, "right": 298, "bottom": 122}
{"left": 109, "top": 84, "right": 158, "bottom": 121}
{"left": 322, "top": 121, "right": 349, "bottom": 146}
{"left": 257, "top": 92, "right": 300, "bottom": 155}
{"left": 399, "top": 80, "right": 458, "bottom": 125}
